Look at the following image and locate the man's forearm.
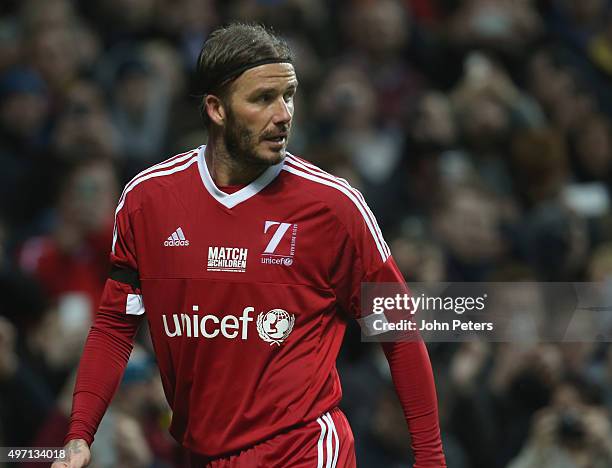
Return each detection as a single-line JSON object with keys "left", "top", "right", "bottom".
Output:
{"left": 65, "top": 308, "right": 139, "bottom": 445}
{"left": 382, "top": 340, "right": 447, "bottom": 467}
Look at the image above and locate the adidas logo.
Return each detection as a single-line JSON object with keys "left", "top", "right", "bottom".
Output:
{"left": 164, "top": 227, "right": 190, "bottom": 247}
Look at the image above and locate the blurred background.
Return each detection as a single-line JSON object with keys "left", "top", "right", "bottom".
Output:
{"left": 1, "top": 0, "right": 612, "bottom": 467}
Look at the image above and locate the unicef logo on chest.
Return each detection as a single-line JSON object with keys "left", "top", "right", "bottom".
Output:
{"left": 261, "top": 221, "right": 297, "bottom": 266}
{"left": 257, "top": 309, "right": 295, "bottom": 346}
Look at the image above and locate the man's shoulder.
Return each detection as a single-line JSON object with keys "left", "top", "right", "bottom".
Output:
{"left": 121, "top": 147, "right": 201, "bottom": 203}
{"left": 282, "top": 153, "right": 371, "bottom": 224}
{"left": 282, "top": 154, "right": 389, "bottom": 261}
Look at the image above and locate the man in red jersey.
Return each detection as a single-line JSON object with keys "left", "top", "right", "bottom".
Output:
{"left": 54, "top": 23, "right": 446, "bottom": 468}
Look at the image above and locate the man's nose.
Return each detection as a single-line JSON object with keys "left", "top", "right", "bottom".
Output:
{"left": 272, "top": 97, "right": 292, "bottom": 125}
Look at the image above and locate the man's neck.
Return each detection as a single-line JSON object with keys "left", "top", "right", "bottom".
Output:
{"left": 205, "top": 137, "right": 269, "bottom": 186}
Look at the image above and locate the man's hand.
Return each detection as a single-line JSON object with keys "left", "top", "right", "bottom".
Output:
{"left": 51, "top": 439, "right": 91, "bottom": 468}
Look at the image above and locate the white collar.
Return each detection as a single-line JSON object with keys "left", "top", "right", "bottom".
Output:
{"left": 197, "top": 145, "right": 285, "bottom": 209}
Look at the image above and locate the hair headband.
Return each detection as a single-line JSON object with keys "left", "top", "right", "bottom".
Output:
{"left": 203, "top": 58, "right": 293, "bottom": 94}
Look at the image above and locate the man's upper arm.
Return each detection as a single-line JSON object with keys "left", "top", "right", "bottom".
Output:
{"left": 106, "top": 191, "right": 145, "bottom": 318}
{"left": 328, "top": 192, "right": 403, "bottom": 324}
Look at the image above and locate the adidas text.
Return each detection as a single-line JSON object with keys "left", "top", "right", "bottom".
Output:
{"left": 164, "top": 239, "right": 190, "bottom": 247}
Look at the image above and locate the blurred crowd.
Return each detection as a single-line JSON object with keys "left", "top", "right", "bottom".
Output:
{"left": 1, "top": 0, "right": 612, "bottom": 467}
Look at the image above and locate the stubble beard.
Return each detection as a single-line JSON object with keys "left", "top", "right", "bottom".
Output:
{"left": 223, "top": 108, "right": 287, "bottom": 169}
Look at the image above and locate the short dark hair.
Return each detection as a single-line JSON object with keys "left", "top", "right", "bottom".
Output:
{"left": 196, "top": 23, "right": 294, "bottom": 127}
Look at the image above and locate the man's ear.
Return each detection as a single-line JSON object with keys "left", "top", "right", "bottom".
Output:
{"left": 204, "top": 94, "right": 226, "bottom": 126}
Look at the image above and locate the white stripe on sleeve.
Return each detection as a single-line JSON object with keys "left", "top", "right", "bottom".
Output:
{"left": 287, "top": 155, "right": 390, "bottom": 258}
{"left": 282, "top": 163, "right": 389, "bottom": 262}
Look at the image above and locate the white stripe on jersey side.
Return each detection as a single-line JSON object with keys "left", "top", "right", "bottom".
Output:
{"left": 322, "top": 412, "right": 334, "bottom": 468}
{"left": 316, "top": 417, "right": 327, "bottom": 468}
{"left": 112, "top": 154, "right": 199, "bottom": 253}
{"left": 323, "top": 412, "right": 340, "bottom": 468}
{"left": 286, "top": 155, "right": 390, "bottom": 258}
{"left": 282, "top": 163, "right": 389, "bottom": 262}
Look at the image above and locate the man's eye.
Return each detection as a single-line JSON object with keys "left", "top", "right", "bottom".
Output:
{"left": 283, "top": 91, "right": 295, "bottom": 103}
{"left": 259, "top": 93, "right": 273, "bottom": 103}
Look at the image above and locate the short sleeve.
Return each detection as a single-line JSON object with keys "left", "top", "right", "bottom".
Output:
{"left": 329, "top": 193, "right": 407, "bottom": 322}
{"left": 111, "top": 194, "right": 139, "bottom": 272}
{"left": 104, "top": 191, "right": 143, "bottom": 315}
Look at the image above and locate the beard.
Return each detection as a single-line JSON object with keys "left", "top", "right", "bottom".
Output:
{"left": 223, "top": 106, "right": 288, "bottom": 167}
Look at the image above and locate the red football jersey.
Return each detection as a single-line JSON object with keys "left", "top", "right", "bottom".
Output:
{"left": 68, "top": 145, "right": 446, "bottom": 467}
{"left": 109, "top": 145, "right": 401, "bottom": 456}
